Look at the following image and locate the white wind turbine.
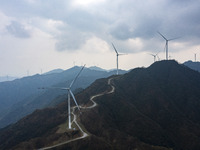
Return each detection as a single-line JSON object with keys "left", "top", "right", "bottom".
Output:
{"left": 39, "top": 65, "right": 85, "bottom": 129}
{"left": 149, "top": 53, "right": 159, "bottom": 63}
{"left": 194, "top": 53, "right": 197, "bottom": 62}
{"left": 157, "top": 31, "right": 179, "bottom": 60}
{"left": 112, "top": 43, "right": 126, "bottom": 75}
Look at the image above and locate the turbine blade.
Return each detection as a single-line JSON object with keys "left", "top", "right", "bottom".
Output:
{"left": 118, "top": 53, "right": 127, "bottom": 56}
{"left": 69, "top": 90, "right": 80, "bottom": 111}
{"left": 69, "top": 64, "right": 85, "bottom": 88}
{"left": 157, "top": 31, "right": 167, "bottom": 40}
{"left": 157, "top": 55, "right": 160, "bottom": 61}
{"left": 168, "top": 37, "right": 180, "bottom": 41}
{"left": 38, "top": 87, "right": 68, "bottom": 90}
{"left": 112, "top": 43, "right": 118, "bottom": 54}
{"left": 148, "top": 53, "right": 155, "bottom": 57}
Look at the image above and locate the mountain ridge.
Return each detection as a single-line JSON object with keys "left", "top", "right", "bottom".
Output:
{"left": 183, "top": 60, "right": 200, "bottom": 72}
{"left": 0, "top": 66, "right": 127, "bottom": 128}
{"left": 43, "top": 68, "right": 64, "bottom": 75}
{"left": 1, "top": 60, "right": 200, "bottom": 149}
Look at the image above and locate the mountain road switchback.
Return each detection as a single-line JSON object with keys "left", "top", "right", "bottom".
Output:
{"left": 39, "top": 77, "right": 115, "bottom": 150}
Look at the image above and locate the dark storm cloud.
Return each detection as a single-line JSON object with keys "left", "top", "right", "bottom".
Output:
{"left": 0, "top": 0, "right": 70, "bottom": 19}
{"left": 55, "top": 27, "right": 91, "bottom": 51}
{"left": 6, "top": 21, "right": 30, "bottom": 38}
{"left": 156, "top": 0, "right": 200, "bottom": 38}
{"left": 110, "top": 24, "right": 134, "bottom": 40}
{"left": 66, "top": 10, "right": 100, "bottom": 32}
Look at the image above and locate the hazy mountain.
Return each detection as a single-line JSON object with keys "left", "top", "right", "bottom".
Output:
{"left": 0, "top": 76, "right": 18, "bottom": 82}
{"left": 88, "top": 66, "right": 108, "bottom": 72}
{"left": 0, "top": 66, "right": 127, "bottom": 128}
{"left": 43, "top": 68, "right": 64, "bottom": 75}
{"left": 1, "top": 60, "right": 200, "bottom": 149}
{"left": 183, "top": 60, "right": 200, "bottom": 72}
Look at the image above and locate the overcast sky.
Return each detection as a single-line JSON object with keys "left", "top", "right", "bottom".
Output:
{"left": 0, "top": 0, "right": 200, "bottom": 77}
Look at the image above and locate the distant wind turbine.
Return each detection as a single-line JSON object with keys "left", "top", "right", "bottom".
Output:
{"left": 194, "top": 53, "right": 197, "bottom": 62}
{"left": 157, "top": 31, "right": 179, "bottom": 60}
{"left": 39, "top": 65, "right": 85, "bottom": 129}
{"left": 149, "top": 52, "right": 159, "bottom": 62}
{"left": 112, "top": 43, "right": 126, "bottom": 75}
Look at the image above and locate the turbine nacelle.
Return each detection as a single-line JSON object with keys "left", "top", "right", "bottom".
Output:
{"left": 118, "top": 53, "right": 127, "bottom": 56}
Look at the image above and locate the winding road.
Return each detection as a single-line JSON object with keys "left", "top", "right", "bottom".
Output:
{"left": 39, "top": 78, "right": 115, "bottom": 150}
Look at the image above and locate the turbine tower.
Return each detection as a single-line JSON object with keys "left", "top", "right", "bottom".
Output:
{"left": 157, "top": 31, "right": 178, "bottom": 60}
{"left": 112, "top": 43, "right": 126, "bottom": 75}
{"left": 66, "top": 65, "right": 85, "bottom": 129}
{"left": 39, "top": 65, "right": 85, "bottom": 129}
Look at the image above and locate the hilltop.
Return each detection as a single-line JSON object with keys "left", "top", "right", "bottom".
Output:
{"left": 43, "top": 69, "right": 64, "bottom": 75}
{"left": 1, "top": 60, "right": 200, "bottom": 150}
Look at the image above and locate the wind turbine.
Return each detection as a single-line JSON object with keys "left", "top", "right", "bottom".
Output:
{"left": 39, "top": 65, "right": 85, "bottom": 129}
{"left": 157, "top": 31, "right": 179, "bottom": 60}
{"left": 194, "top": 53, "right": 197, "bottom": 62}
{"left": 149, "top": 52, "right": 159, "bottom": 62}
{"left": 112, "top": 43, "right": 126, "bottom": 75}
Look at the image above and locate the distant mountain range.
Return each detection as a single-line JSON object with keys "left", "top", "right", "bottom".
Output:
{"left": 1, "top": 60, "right": 200, "bottom": 150}
{"left": 43, "top": 68, "right": 64, "bottom": 75}
{"left": 89, "top": 66, "right": 108, "bottom": 72}
{"left": 183, "top": 60, "right": 200, "bottom": 72}
{"left": 0, "top": 76, "right": 18, "bottom": 82}
{"left": 0, "top": 66, "right": 126, "bottom": 128}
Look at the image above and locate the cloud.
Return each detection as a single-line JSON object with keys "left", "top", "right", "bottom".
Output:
{"left": 55, "top": 29, "right": 91, "bottom": 51}
{"left": 110, "top": 23, "right": 134, "bottom": 40}
{"left": 6, "top": 21, "right": 31, "bottom": 38}
{"left": 1, "top": 0, "right": 200, "bottom": 53}
{"left": 1, "top": 0, "right": 200, "bottom": 76}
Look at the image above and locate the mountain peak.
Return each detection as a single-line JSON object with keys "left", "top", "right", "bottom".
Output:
{"left": 88, "top": 66, "right": 107, "bottom": 72}
{"left": 149, "top": 59, "right": 179, "bottom": 68}
{"left": 44, "top": 69, "right": 64, "bottom": 75}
